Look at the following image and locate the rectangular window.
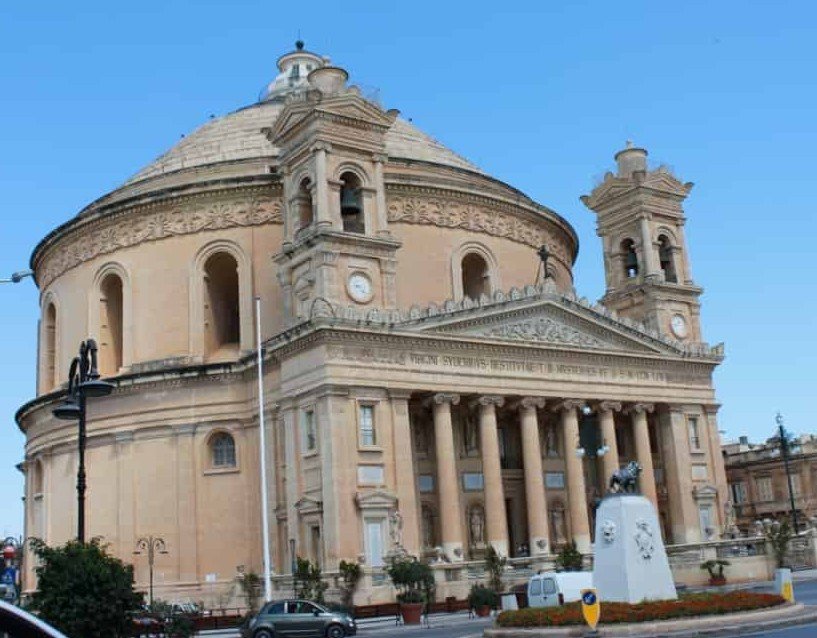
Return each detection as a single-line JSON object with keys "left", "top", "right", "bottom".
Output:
{"left": 688, "top": 416, "right": 701, "bottom": 451}
{"left": 302, "top": 409, "right": 316, "bottom": 452}
{"left": 365, "top": 520, "right": 385, "bottom": 568}
{"left": 731, "top": 482, "right": 747, "bottom": 504}
{"left": 359, "top": 404, "right": 376, "bottom": 447}
{"left": 357, "top": 465, "right": 384, "bottom": 485}
{"left": 545, "top": 472, "right": 565, "bottom": 489}
{"left": 699, "top": 505, "right": 714, "bottom": 540}
{"left": 418, "top": 474, "right": 434, "bottom": 493}
{"left": 462, "top": 472, "right": 484, "bottom": 491}
{"left": 757, "top": 477, "right": 774, "bottom": 502}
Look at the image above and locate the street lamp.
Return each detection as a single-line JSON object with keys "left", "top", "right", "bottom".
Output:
{"left": 133, "top": 536, "right": 168, "bottom": 607}
{"left": 776, "top": 412, "right": 800, "bottom": 533}
{"left": 52, "top": 339, "right": 115, "bottom": 543}
{"left": 0, "top": 270, "right": 33, "bottom": 284}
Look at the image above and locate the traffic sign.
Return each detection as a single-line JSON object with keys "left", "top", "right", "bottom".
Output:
{"left": 581, "top": 588, "right": 600, "bottom": 631}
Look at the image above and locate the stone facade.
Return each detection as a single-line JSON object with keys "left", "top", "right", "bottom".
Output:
{"left": 724, "top": 435, "right": 817, "bottom": 533}
{"left": 16, "top": 43, "right": 728, "bottom": 605}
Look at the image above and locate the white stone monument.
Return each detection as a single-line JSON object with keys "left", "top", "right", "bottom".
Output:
{"left": 593, "top": 494, "right": 678, "bottom": 603}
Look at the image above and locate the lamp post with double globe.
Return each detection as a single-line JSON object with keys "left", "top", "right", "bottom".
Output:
{"left": 133, "top": 536, "right": 168, "bottom": 607}
{"left": 52, "top": 339, "right": 115, "bottom": 543}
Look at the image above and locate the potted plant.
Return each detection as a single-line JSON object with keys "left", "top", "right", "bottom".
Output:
{"left": 386, "top": 555, "right": 434, "bottom": 624}
{"left": 468, "top": 584, "right": 497, "bottom": 617}
{"left": 700, "top": 559, "right": 730, "bottom": 586}
{"left": 764, "top": 519, "right": 794, "bottom": 599}
{"left": 555, "top": 541, "right": 584, "bottom": 572}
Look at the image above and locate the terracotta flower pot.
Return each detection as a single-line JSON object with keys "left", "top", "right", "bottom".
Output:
{"left": 475, "top": 605, "right": 491, "bottom": 617}
{"left": 400, "top": 602, "right": 423, "bottom": 624}
{"left": 709, "top": 575, "right": 727, "bottom": 586}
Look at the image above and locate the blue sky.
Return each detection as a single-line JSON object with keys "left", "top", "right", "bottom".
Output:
{"left": 1, "top": 1, "right": 815, "bottom": 537}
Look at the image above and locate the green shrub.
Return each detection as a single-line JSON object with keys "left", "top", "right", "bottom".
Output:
{"left": 700, "top": 559, "right": 730, "bottom": 580}
{"left": 468, "top": 584, "right": 498, "bottom": 609}
{"left": 386, "top": 555, "right": 434, "bottom": 604}
{"left": 338, "top": 559, "right": 363, "bottom": 610}
{"left": 555, "top": 541, "right": 583, "bottom": 572}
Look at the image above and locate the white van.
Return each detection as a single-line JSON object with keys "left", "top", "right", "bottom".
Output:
{"left": 527, "top": 571, "right": 594, "bottom": 608}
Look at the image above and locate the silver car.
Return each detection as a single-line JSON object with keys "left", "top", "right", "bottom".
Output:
{"left": 242, "top": 600, "right": 357, "bottom": 638}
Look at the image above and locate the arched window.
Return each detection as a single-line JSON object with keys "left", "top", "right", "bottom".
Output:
{"left": 99, "top": 273, "right": 123, "bottom": 376}
{"left": 297, "top": 178, "right": 314, "bottom": 230}
{"left": 339, "top": 172, "right": 365, "bottom": 234}
{"left": 210, "top": 432, "right": 237, "bottom": 468}
{"left": 461, "top": 252, "right": 490, "bottom": 299}
{"left": 657, "top": 235, "right": 677, "bottom": 283}
{"left": 31, "top": 458, "right": 44, "bottom": 495}
{"left": 43, "top": 302, "right": 57, "bottom": 391}
{"left": 621, "top": 239, "right": 639, "bottom": 279}
{"left": 203, "top": 252, "right": 240, "bottom": 359}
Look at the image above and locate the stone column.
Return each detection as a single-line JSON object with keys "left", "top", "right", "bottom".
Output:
{"left": 313, "top": 142, "right": 332, "bottom": 228}
{"left": 174, "top": 424, "right": 198, "bottom": 583}
{"left": 627, "top": 403, "right": 658, "bottom": 509}
{"left": 373, "top": 154, "right": 390, "bottom": 236}
{"left": 518, "top": 397, "right": 549, "bottom": 556}
{"left": 432, "top": 393, "right": 464, "bottom": 561}
{"left": 475, "top": 395, "right": 508, "bottom": 556}
{"left": 390, "top": 391, "right": 421, "bottom": 555}
{"left": 598, "top": 402, "right": 622, "bottom": 486}
{"left": 704, "top": 405, "right": 729, "bottom": 531}
{"left": 663, "top": 406, "right": 701, "bottom": 543}
{"left": 554, "top": 400, "right": 591, "bottom": 553}
{"left": 639, "top": 216, "right": 658, "bottom": 278}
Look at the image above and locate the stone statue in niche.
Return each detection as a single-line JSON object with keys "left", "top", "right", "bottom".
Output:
{"left": 464, "top": 414, "right": 479, "bottom": 455}
{"left": 545, "top": 425, "right": 559, "bottom": 457}
{"left": 469, "top": 505, "right": 485, "bottom": 546}
{"left": 421, "top": 507, "right": 435, "bottom": 548}
{"left": 413, "top": 421, "right": 428, "bottom": 454}
{"left": 389, "top": 510, "right": 404, "bottom": 548}
{"left": 549, "top": 506, "right": 566, "bottom": 545}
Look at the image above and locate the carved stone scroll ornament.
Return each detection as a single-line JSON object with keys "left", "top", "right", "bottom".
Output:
{"left": 386, "top": 194, "right": 571, "bottom": 263}
{"left": 601, "top": 520, "right": 617, "bottom": 544}
{"left": 486, "top": 317, "right": 607, "bottom": 348}
{"left": 634, "top": 518, "right": 655, "bottom": 560}
{"left": 38, "top": 192, "right": 282, "bottom": 288}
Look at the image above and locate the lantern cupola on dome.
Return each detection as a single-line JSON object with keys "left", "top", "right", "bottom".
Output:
{"left": 260, "top": 40, "right": 327, "bottom": 102}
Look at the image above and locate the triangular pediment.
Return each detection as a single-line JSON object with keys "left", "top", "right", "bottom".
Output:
{"left": 412, "top": 297, "right": 677, "bottom": 355}
{"left": 583, "top": 171, "right": 692, "bottom": 208}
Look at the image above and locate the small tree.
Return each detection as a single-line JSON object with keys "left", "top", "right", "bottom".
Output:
{"left": 293, "top": 557, "right": 328, "bottom": 603}
{"left": 237, "top": 571, "right": 263, "bottom": 615}
{"left": 765, "top": 520, "right": 794, "bottom": 569}
{"left": 338, "top": 560, "right": 363, "bottom": 611}
{"left": 28, "top": 537, "right": 143, "bottom": 638}
{"left": 484, "top": 545, "right": 507, "bottom": 595}
{"left": 386, "top": 555, "right": 433, "bottom": 604}
{"left": 555, "top": 541, "right": 584, "bottom": 572}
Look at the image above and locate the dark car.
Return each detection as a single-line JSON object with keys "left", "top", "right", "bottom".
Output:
{"left": 0, "top": 600, "right": 69, "bottom": 638}
{"left": 241, "top": 600, "right": 356, "bottom": 638}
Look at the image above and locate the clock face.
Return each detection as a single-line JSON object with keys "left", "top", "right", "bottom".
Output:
{"left": 347, "top": 272, "right": 373, "bottom": 303}
{"left": 670, "top": 313, "right": 688, "bottom": 338}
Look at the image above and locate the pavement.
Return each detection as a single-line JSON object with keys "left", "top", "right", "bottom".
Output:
{"left": 199, "top": 573, "right": 817, "bottom": 638}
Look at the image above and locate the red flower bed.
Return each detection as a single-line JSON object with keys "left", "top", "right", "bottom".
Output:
{"left": 496, "top": 592, "right": 786, "bottom": 627}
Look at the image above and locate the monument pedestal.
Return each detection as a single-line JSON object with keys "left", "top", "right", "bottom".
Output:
{"left": 593, "top": 494, "right": 677, "bottom": 603}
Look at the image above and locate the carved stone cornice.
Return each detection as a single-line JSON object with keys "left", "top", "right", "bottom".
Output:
{"left": 36, "top": 188, "right": 283, "bottom": 288}
{"left": 626, "top": 403, "right": 655, "bottom": 415}
{"left": 597, "top": 401, "right": 622, "bottom": 414}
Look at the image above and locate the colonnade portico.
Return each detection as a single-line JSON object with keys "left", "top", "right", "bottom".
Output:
{"left": 421, "top": 392, "right": 697, "bottom": 558}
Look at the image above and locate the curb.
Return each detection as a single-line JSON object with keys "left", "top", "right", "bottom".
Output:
{"left": 484, "top": 603, "right": 817, "bottom": 637}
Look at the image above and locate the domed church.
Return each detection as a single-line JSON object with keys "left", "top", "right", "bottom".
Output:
{"left": 17, "top": 42, "right": 727, "bottom": 604}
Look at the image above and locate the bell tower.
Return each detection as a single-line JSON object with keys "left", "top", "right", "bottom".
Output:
{"left": 264, "top": 45, "right": 401, "bottom": 324}
{"left": 581, "top": 143, "right": 704, "bottom": 342}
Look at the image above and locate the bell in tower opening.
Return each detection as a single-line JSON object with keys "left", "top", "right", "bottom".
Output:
{"left": 340, "top": 172, "right": 365, "bottom": 233}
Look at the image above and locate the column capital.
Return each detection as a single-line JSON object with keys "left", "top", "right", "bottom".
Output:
{"left": 703, "top": 404, "right": 721, "bottom": 416}
{"left": 471, "top": 395, "right": 505, "bottom": 409}
{"left": 430, "top": 393, "right": 460, "bottom": 406}
{"left": 387, "top": 389, "right": 413, "bottom": 401}
{"left": 372, "top": 152, "right": 389, "bottom": 164}
{"left": 310, "top": 140, "right": 332, "bottom": 153}
{"left": 597, "top": 401, "right": 622, "bottom": 413}
{"left": 626, "top": 402, "right": 654, "bottom": 415}
{"left": 550, "top": 399, "right": 584, "bottom": 413}
{"left": 519, "top": 396, "right": 546, "bottom": 411}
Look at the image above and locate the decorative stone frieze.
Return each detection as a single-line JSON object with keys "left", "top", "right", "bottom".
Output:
{"left": 37, "top": 189, "right": 282, "bottom": 288}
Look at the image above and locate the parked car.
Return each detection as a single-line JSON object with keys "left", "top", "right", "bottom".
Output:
{"left": 527, "top": 571, "right": 593, "bottom": 608}
{"left": 0, "top": 599, "right": 69, "bottom": 638}
{"left": 241, "top": 600, "right": 356, "bottom": 638}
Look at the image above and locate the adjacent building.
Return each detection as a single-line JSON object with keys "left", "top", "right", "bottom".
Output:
{"left": 724, "top": 434, "right": 817, "bottom": 533}
{"left": 16, "top": 42, "right": 728, "bottom": 603}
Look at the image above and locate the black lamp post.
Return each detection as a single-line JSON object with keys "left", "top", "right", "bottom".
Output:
{"left": 52, "top": 339, "right": 115, "bottom": 543}
{"left": 133, "top": 536, "right": 168, "bottom": 607}
{"left": 776, "top": 412, "right": 800, "bottom": 533}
